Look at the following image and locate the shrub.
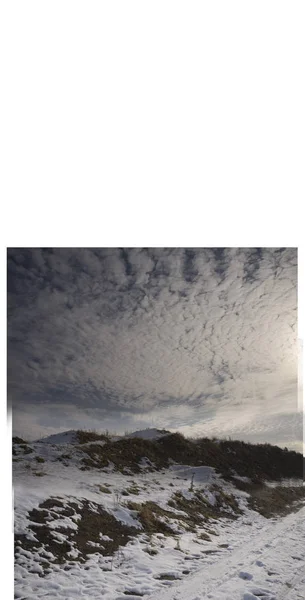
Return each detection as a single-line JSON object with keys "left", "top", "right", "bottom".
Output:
{"left": 35, "top": 456, "right": 45, "bottom": 463}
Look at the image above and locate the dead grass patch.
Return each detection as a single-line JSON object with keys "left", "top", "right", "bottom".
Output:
{"left": 79, "top": 437, "right": 170, "bottom": 473}
{"left": 76, "top": 432, "right": 303, "bottom": 484}
{"left": 170, "top": 488, "right": 241, "bottom": 531}
{"left": 127, "top": 501, "right": 177, "bottom": 535}
{"left": 236, "top": 482, "right": 305, "bottom": 518}
{"left": 98, "top": 485, "right": 112, "bottom": 494}
{"left": 125, "top": 485, "right": 140, "bottom": 495}
{"left": 15, "top": 497, "right": 138, "bottom": 570}
{"left": 76, "top": 430, "right": 109, "bottom": 445}
{"left": 198, "top": 531, "right": 211, "bottom": 541}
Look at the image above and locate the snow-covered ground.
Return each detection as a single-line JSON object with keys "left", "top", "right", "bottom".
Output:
{"left": 147, "top": 506, "right": 305, "bottom": 600}
{"left": 33, "top": 430, "right": 80, "bottom": 444}
{"left": 34, "top": 427, "right": 171, "bottom": 445}
{"left": 13, "top": 434, "right": 305, "bottom": 600}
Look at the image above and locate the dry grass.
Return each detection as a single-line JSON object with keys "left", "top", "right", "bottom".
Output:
{"left": 127, "top": 501, "right": 178, "bottom": 535}
{"left": 127, "top": 486, "right": 242, "bottom": 539}
{"left": 15, "top": 497, "right": 138, "bottom": 570}
{"left": 76, "top": 430, "right": 109, "bottom": 444}
{"left": 169, "top": 487, "right": 241, "bottom": 531}
{"left": 76, "top": 431, "right": 303, "bottom": 483}
{"left": 79, "top": 437, "right": 170, "bottom": 473}
{"left": 98, "top": 485, "right": 112, "bottom": 494}
{"left": 232, "top": 480, "right": 305, "bottom": 518}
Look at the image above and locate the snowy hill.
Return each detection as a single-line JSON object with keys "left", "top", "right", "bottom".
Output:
{"left": 34, "top": 429, "right": 79, "bottom": 444}
{"left": 34, "top": 428, "right": 172, "bottom": 445}
{"left": 13, "top": 432, "right": 305, "bottom": 600}
{"left": 122, "top": 428, "right": 171, "bottom": 440}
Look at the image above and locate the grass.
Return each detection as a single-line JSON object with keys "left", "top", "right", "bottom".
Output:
{"left": 163, "top": 486, "right": 242, "bottom": 533}
{"left": 76, "top": 431, "right": 303, "bottom": 482}
{"left": 76, "top": 430, "right": 110, "bottom": 445}
{"left": 79, "top": 436, "right": 170, "bottom": 473}
{"left": 144, "top": 546, "right": 159, "bottom": 555}
{"left": 198, "top": 531, "right": 211, "bottom": 541}
{"left": 15, "top": 497, "right": 138, "bottom": 569}
{"left": 210, "top": 485, "right": 243, "bottom": 515}
{"left": 98, "top": 485, "right": 112, "bottom": 494}
{"left": 16, "top": 444, "right": 33, "bottom": 455}
{"left": 127, "top": 488, "right": 242, "bottom": 538}
{"left": 15, "top": 466, "right": 304, "bottom": 579}
{"left": 232, "top": 479, "right": 305, "bottom": 518}
{"left": 127, "top": 501, "right": 178, "bottom": 535}
{"left": 14, "top": 428, "right": 305, "bottom": 575}
{"left": 125, "top": 485, "right": 141, "bottom": 495}
{"left": 35, "top": 456, "right": 45, "bottom": 463}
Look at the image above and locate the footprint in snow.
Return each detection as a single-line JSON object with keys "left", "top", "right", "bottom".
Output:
{"left": 250, "top": 588, "right": 276, "bottom": 600}
{"left": 243, "top": 594, "right": 275, "bottom": 600}
{"left": 239, "top": 571, "right": 253, "bottom": 580}
{"left": 255, "top": 560, "right": 265, "bottom": 567}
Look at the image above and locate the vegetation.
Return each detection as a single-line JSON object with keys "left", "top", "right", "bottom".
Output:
{"left": 14, "top": 428, "right": 305, "bottom": 575}
{"left": 126, "top": 501, "right": 178, "bottom": 535}
{"left": 98, "top": 485, "right": 112, "bottom": 494}
{"left": 76, "top": 430, "right": 110, "bottom": 444}
{"left": 232, "top": 478, "right": 305, "bottom": 518}
{"left": 35, "top": 456, "right": 45, "bottom": 463}
{"left": 77, "top": 431, "right": 303, "bottom": 481}
{"left": 15, "top": 497, "right": 138, "bottom": 568}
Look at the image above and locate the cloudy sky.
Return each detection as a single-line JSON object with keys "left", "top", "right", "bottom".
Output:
{"left": 8, "top": 247, "right": 301, "bottom": 451}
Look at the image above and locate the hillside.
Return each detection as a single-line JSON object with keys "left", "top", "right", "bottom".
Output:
{"left": 21, "top": 428, "right": 303, "bottom": 481}
{"left": 13, "top": 430, "right": 305, "bottom": 600}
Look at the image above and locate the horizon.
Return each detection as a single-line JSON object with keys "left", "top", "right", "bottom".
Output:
{"left": 18, "top": 426, "right": 304, "bottom": 455}
{"left": 8, "top": 247, "right": 301, "bottom": 452}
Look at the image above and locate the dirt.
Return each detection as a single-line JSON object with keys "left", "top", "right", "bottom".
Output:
{"left": 15, "top": 497, "right": 138, "bottom": 572}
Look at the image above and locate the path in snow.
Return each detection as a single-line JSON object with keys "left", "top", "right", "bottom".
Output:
{"left": 147, "top": 506, "right": 305, "bottom": 600}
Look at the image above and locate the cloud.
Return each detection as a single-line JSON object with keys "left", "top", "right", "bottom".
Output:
{"left": 8, "top": 248, "right": 299, "bottom": 449}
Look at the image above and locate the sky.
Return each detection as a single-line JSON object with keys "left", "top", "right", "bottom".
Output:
{"left": 7, "top": 247, "right": 301, "bottom": 451}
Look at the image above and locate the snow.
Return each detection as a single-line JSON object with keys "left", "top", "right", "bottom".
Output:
{"left": 146, "top": 506, "right": 305, "bottom": 600}
{"left": 34, "top": 430, "right": 79, "bottom": 444}
{"left": 123, "top": 428, "right": 171, "bottom": 440}
{"left": 13, "top": 437, "right": 305, "bottom": 600}
{"left": 265, "top": 478, "right": 304, "bottom": 488}
{"left": 34, "top": 428, "right": 171, "bottom": 445}
{"left": 232, "top": 474, "right": 252, "bottom": 483}
{"left": 169, "top": 465, "right": 215, "bottom": 483}
{"left": 112, "top": 506, "right": 143, "bottom": 529}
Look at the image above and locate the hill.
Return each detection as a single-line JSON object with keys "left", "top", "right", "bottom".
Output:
{"left": 13, "top": 430, "right": 305, "bottom": 600}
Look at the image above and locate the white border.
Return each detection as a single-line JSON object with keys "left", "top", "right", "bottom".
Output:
{"left": 2, "top": 2, "right": 304, "bottom": 598}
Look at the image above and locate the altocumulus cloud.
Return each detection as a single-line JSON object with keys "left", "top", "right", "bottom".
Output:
{"left": 7, "top": 248, "right": 300, "bottom": 450}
